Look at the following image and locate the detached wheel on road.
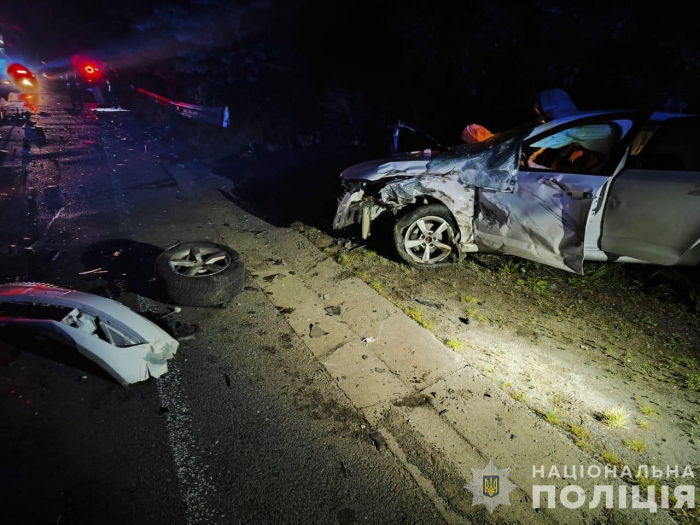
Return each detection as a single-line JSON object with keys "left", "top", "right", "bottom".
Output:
{"left": 156, "top": 241, "right": 244, "bottom": 306}
{"left": 393, "top": 204, "right": 458, "bottom": 267}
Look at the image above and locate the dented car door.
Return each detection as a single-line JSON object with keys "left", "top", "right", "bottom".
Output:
{"left": 474, "top": 115, "right": 638, "bottom": 273}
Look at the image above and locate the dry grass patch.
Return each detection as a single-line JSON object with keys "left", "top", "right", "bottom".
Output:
{"left": 445, "top": 338, "right": 464, "bottom": 351}
{"left": 601, "top": 451, "right": 624, "bottom": 468}
{"left": 624, "top": 438, "right": 646, "bottom": 453}
{"left": 602, "top": 406, "right": 629, "bottom": 429}
{"left": 639, "top": 403, "right": 656, "bottom": 416}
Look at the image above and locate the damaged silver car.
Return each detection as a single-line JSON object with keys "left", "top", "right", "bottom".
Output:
{"left": 334, "top": 90, "right": 700, "bottom": 273}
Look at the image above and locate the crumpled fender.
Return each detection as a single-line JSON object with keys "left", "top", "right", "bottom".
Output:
{"left": 379, "top": 175, "right": 476, "bottom": 249}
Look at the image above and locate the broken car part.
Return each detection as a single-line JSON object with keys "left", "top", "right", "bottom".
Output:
{"left": 0, "top": 283, "right": 178, "bottom": 386}
{"left": 156, "top": 241, "right": 245, "bottom": 307}
{"left": 136, "top": 87, "right": 230, "bottom": 128}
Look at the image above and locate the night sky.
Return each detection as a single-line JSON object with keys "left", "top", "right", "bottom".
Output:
{"left": 4, "top": 1, "right": 700, "bottom": 138}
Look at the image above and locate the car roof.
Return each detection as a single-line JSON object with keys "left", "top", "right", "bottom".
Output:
{"left": 526, "top": 110, "right": 698, "bottom": 140}
{"left": 526, "top": 110, "right": 630, "bottom": 139}
{"left": 650, "top": 111, "right": 697, "bottom": 122}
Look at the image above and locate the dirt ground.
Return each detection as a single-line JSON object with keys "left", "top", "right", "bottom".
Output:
{"left": 297, "top": 224, "right": 700, "bottom": 523}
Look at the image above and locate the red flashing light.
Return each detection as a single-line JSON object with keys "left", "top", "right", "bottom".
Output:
{"left": 7, "top": 63, "right": 33, "bottom": 77}
{"left": 6, "top": 63, "right": 38, "bottom": 92}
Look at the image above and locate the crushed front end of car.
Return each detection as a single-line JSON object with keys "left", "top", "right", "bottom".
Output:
{"left": 333, "top": 124, "right": 534, "bottom": 260}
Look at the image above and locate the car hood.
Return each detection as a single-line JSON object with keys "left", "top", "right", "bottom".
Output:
{"left": 340, "top": 154, "right": 431, "bottom": 182}
{"left": 341, "top": 122, "right": 536, "bottom": 189}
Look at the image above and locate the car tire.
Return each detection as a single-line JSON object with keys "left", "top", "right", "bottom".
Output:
{"left": 393, "top": 204, "right": 458, "bottom": 267}
{"left": 156, "top": 241, "right": 244, "bottom": 306}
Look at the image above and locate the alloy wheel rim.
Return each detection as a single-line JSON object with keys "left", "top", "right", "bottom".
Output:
{"left": 168, "top": 246, "right": 231, "bottom": 277}
{"left": 404, "top": 216, "right": 453, "bottom": 264}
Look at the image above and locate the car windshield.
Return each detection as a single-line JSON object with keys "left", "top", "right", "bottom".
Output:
{"left": 530, "top": 124, "right": 615, "bottom": 153}
{"left": 523, "top": 123, "right": 618, "bottom": 174}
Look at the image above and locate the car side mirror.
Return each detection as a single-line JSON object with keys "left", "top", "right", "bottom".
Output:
{"left": 388, "top": 121, "right": 444, "bottom": 155}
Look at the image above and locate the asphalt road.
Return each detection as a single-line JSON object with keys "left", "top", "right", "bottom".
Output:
{"left": 0, "top": 89, "right": 444, "bottom": 524}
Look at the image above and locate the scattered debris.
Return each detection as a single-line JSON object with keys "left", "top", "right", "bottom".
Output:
{"left": 78, "top": 267, "right": 109, "bottom": 280}
{"left": 243, "top": 229, "right": 269, "bottom": 237}
{"left": 309, "top": 323, "right": 328, "bottom": 338}
{"left": 159, "top": 313, "right": 201, "bottom": 342}
{"left": 415, "top": 298, "right": 444, "bottom": 309}
{"left": 28, "top": 238, "right": 47, "bottom": 251}
{"left": 159, "top": 306, "right": 182, "bottom": 319}
{"left": 276, "top": 306, "right": 295, "bottom": 315}
{"left": 394, "top": 393, "right": 433, "bottom": 407}
{"left": 361, "top": 337, "right": 376, "bottom": 345}
{"left": 263, "top": 273, "right": 283, "bottom": 283}
{"left": 92, "top": 108, "right": 134, "bottom": 113}
{"left": 361, "top": 354, "right": 369, "bottom": 360}
{"left": 369, "top": 431, "right": 387, "bottom": 451}
{"left": 324, "top": 305, "right": 341, "bottom": 316}
{"left": 78, "top": 268, "right": 107, "bottom": 275}
{"left": 438, "top": 409, "right": 449, "bottom": 416}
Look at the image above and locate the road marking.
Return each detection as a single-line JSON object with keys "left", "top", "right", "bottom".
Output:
{"left": 156, "top": 359, "right": 220, "bottom": 525}
{"left": 135, "top": 294, "right": 219, "bottom": 524}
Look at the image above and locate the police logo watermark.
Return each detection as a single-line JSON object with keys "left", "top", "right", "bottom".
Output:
{"left": 483, "top": 475, "right": 499, "bottom": 497}
{"left": 466, "top": 460, "right": 517, "bottom": 513}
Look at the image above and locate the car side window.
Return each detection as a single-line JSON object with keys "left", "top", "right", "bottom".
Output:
{"left": 634, "top": 117, "right": 700, "bottom": 171}
{"left": 522, "top": 123, "right": 619, "bottom": 175}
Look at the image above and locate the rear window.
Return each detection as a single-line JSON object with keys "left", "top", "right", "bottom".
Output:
{"left": 637, "top": 117, "right": 700, "bottom": 171}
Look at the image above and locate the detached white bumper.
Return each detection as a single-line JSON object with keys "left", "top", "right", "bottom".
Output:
{"left": 0, "top": 283, "right": 179, "bottom": 385}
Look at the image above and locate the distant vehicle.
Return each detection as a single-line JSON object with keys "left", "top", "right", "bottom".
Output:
{"left": 3, "top": 62, "right": 37, "bottom": 91}
{"left": 334, "top": 90, "right": 700, "bottom": 273}
{"left": 70, "top": 57, "right": 110, "bottom": 105}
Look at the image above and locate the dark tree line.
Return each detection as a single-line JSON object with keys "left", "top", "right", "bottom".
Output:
{"left": 12, "top": 1, "right": 700, "bottom": 147}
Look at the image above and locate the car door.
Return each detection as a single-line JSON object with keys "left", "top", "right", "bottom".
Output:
{"left": 474, "top": 114, "right": 637, "bottom": 273}
{"left": 598, "top": 116, "right": 700, "bottom": 266}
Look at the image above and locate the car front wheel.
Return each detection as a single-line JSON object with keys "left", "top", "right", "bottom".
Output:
{"left": 393, "top": 204, "right": 457, "bottom": 267}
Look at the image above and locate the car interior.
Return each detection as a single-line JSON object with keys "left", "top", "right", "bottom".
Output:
{"left": 521, "top": 123, "right": 620, "bottom": 175}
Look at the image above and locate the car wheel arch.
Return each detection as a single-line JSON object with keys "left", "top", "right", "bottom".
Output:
{"left": 394, "top": 197, "right": 460, "bottom": 242}
{"left": 392, "top": 201, "right": 464, "bottom": 266}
